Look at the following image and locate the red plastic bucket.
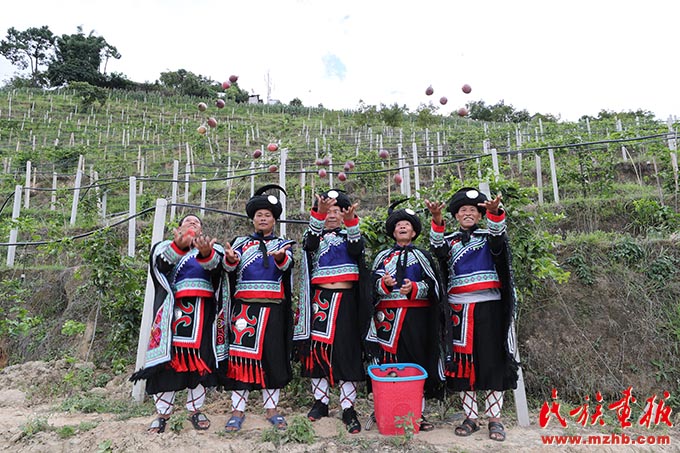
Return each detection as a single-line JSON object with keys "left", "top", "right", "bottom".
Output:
{"left": 368, "top": 363, "right": 428, "bottom": 435}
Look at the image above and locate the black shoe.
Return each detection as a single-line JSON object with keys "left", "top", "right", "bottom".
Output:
{"left": 342, "top": 407, "right": 361, "bottom": 434}
{"left": 307, "top": 400, "right": 329, "bottom": 421}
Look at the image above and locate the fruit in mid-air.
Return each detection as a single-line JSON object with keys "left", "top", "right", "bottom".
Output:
{"left": 198, "top": 102, "right": 207, "bottom": 112}
{"left": 229, "top": 75, "right": 238, "bottom": 83}
{"left": 216, "top": 99, "right": 226, "bottom": 108}
{"left": 268, "top": 164, "right": 278, "bottom": 173}
{"left": 253, "top": 149, "right": 262, "bottom": 158}
{"left": 457, "top": 107, "right": 468, "bottom": 117}
{"left": 267, "top": 143, "right": 279, "bottom": 152}
{"left": 439, "top": 96, "right": 448, "bottom": 105}
{"left": 322, "top": 157, "right": 330, "bottom": 166}
{"left": 379, "top": 149, "right": 389, "bottom": 159}
{"left": 462, "top": 84, "right": 472, "bottom": 94}
{"left": 337, "top": 172, "right": 347, "bottom": 181}
{"left": 197, "top": 125, "right": 207, "bottom": 135}
{"left": 318, "top": 169, "right": 327, "bottom": 178}
{"left": 425, "top": 85, "right": 434, "bottom": 96}
{"left": 207, "top": 117, "right": 217, "bottom": 128}
{"left": 393, "top": 173, "right": 403, "bottom": 184}
{"left": 222, "top": 81, "right": 231, "bottom": 90}
{"left": 346, "top": 160, "right": 355, "bottom": 169}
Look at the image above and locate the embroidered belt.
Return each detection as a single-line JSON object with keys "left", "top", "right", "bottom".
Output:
{"left": 376, "top": 299, "right": 429, "bottom": 309}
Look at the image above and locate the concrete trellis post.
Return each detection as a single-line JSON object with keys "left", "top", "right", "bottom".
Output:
{"left": 70, "top": 169, "right": 83, "bottom": 226}
{"left": 184, "top": 162, "right": 191, "bottom": 204}
{"left": 128, "top": 176, "right": 136, "bottom": 257}
{"left": 102, "top": 191, "right": 108, "bottom": 225}
{"left": 479, "top": 181, "right": 491, "bottom": 199}
{"left": 516, "top": 127, "right": 523, "bottom": 174}
{"left": 51, "top": 172, "right": 57, "bottom": 211}
{"left": 397, "top": 143, "right": 406, "bottom": 195}
{"left": 616, "top": 119, "right": 626, "bottom": 161}
{"left": 139, "top": 157, "right": 145, "bottom": 196}
{"left": 170, "top": 160, "right": 179, "bottom": 222}
{"left": 94, "top": 171, "right": 103, "bottom": 221}
{"left": 279, "top": 147, "right": 288, "bottom": 238}
{"left": 671, "top": 151, "right": 678, "bottom": 209}
{"left": 491, "top": 148, "right": 499, "bottom": 177}
{"left": 535, "top": 153, "right": 544, "bottom": 205}
{"left": 328, "top": 152, "right": 333, "bottom": 190}
{"left": 300, "top": 165, "right": 306, "bottom": 214}
{"left": 200, "top": 179, "right": 207, "bottom": 217}
{"left": 132, "top": 198, "right": 168, "bottom": 402}
{"left": 512, "top": 327, "right": 531, "bottom": 427}
{"left": 250, "top": 161, "right": 255, "bottom": 197}
{"left": 412, "top": 141, "right": 421, "bottom": 198}
{"left": 24, "top": 161, "right": 31, "bottom": 209}
{"left": 548, "top": 149, "right": 560, "bottom": 204}
{"left": 6, "top": 185, "right": 22, "bottom": 267}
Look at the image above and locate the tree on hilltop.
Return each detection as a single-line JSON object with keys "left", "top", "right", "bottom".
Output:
{"left": 159, "top": 69, "right": 217, "bottom": 98}
{"left": 0, "top": 25, "right": 55, "bottom": 86}
{"left": 380, "top": 103, "right": 408, "bottom": 128}
{"left": 46, "top": 26, "right": 121, "bottom": 87}
{"left": 466, "top": 99, "right": 531, "bottom": 123}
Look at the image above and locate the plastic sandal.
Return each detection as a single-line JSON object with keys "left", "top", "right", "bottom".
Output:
{"left": 419, "top": 416, "right": 435, "bottom": 432}
{"left": 454, "top": 418, "right": 480, "bottom": 437}
{"left": 148, "top": 416, "right": 167, "bottom": 434}
{"left": 267, "top": 414, "right": 287, "bottom": 431}
{"left": 225, "top": 414, "right": 245, "bottom": 432}
{"left": 488, "top": 420, "right": 506, "bottom": 441}
{"left": 188, "top": 411, "right": 210, "bottom": 430}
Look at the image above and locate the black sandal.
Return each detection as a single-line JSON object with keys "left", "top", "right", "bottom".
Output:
{"left": 454, "top": 418, "right": 479, "bottom": 436}
{"left": 148, "top": 416, "right": 167, "bottom": 434}
{"left": 419, "top": 416, "right": 435, "bottom": 432}
{"left": 188, "top": 411, "right": 210, "bottom": 430}
{"left": 488, "top": 420, "right": 506, "bottom": 441}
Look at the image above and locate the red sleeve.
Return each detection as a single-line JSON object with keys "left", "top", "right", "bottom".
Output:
{"left": 486, "top": 211, "right": 505, "bottom": 222}
{"left": 431, "top": 220, "right": 446, "bottom": 233}
{"left": 196, "top": 249, "right": 215, "bottom": 263}
{"left": 344, "top": 216, "right": 359, "bottom": 227}
{"left": 171, "top": 241, "right": 189, "bottom": 255}
{"left": 310, "top": 209, "right": 327, "bottom": 221}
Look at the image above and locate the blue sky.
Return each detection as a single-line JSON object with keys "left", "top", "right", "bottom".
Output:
{"left": 1, "top": 0, "right": 678, "bottom": 121}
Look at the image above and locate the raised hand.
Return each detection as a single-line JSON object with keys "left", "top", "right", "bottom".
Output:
{"left": 424, "top": 199, "right": 446, "bottom": 226}
{"left": 193, "top": 234, "right": 216, "bottom": 257}
{"left": 224, "top": 242, "right": 238, "bottom": 264}
{"left": 315, "top": 194, "right": 337, "bottom": 214}
{"left": 269, "top": 244, "right": 292, "bottom": 263}
{"left": 479, "top": 193, "right": 503, "bottom": 215}
{"left": 342, "top": 202, "right": 359, "bottom": 221}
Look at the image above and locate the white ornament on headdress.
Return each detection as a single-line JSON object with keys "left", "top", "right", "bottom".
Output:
{"left": 327, "top": 190, "right": 339, "bottom": 198}
{"left": 268, "top": 195, "right": 278, "bottom": 204}
{"left": 405, "top": 208, "right": 415, "bottom": 215}
{"left": 466, "top": 189, "right": 479, "bottom": 199}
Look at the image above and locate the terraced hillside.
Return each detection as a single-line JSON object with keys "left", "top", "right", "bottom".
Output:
{"left": 1, "top": 87, "right": 679, "bottom": 413}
